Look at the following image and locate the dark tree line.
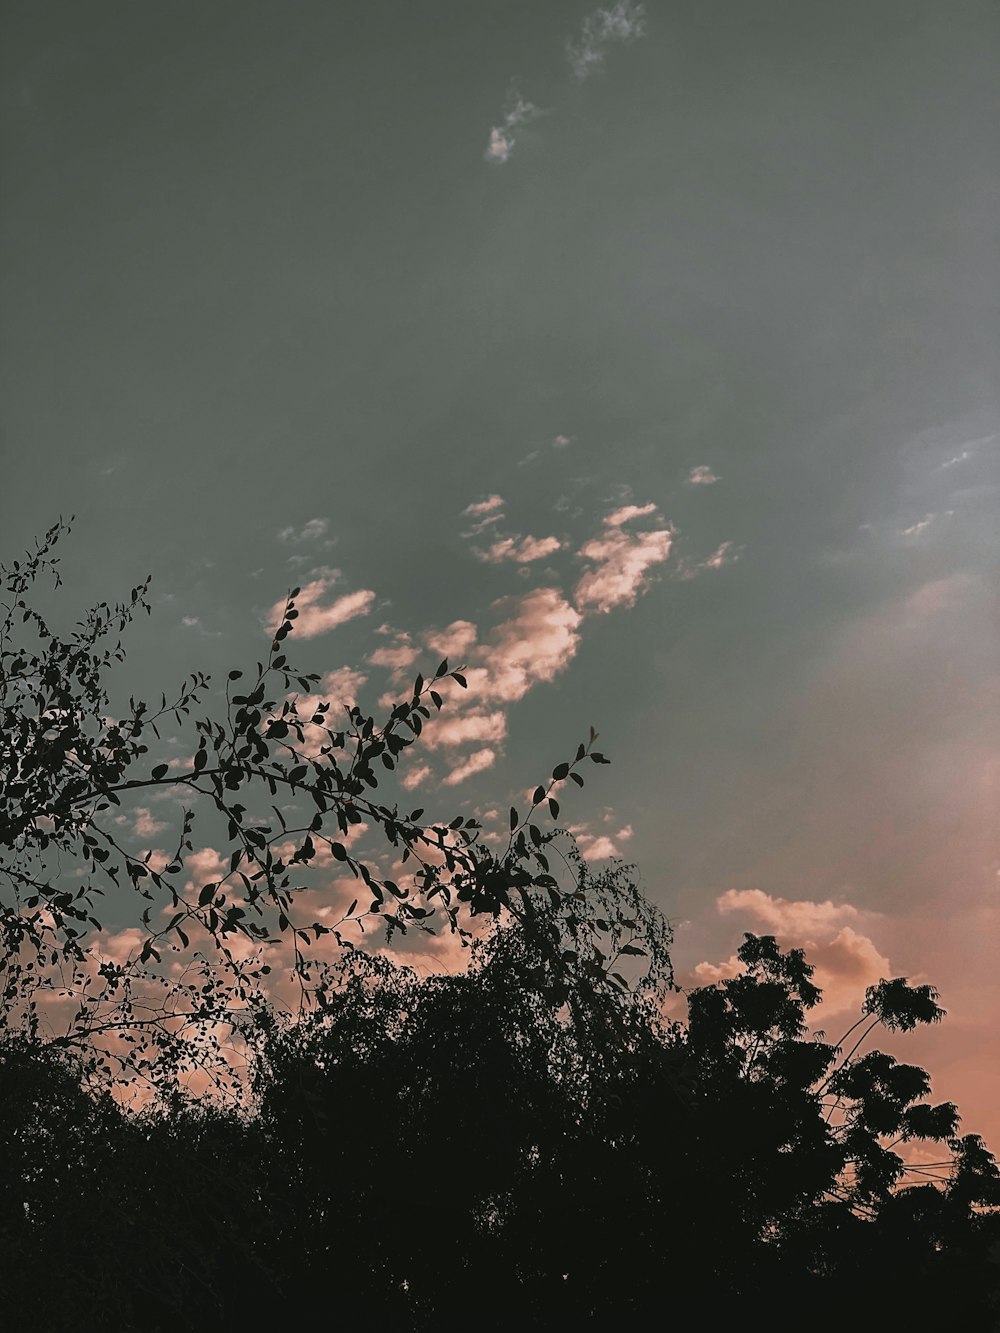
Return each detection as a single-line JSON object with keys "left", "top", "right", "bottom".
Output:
{"left": 3, "top": 873, "right": 999, "bottom": 1329}
{"left": 2, "top": 525, "right": 999, "bottom": 1329}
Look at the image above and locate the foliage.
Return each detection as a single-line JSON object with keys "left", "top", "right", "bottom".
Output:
{"left": 1, "top": 520, "right": 606, "bottom": 1099}
{"left": 3, "top": 526, "right": 999, "bottom": 1328}
{"left": 3, "top": 891, "right": 999, "bottom": 1328}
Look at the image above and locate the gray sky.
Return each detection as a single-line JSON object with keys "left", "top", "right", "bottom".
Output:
{"left": 2, "top": 0, "right": 998, "bottom": 1135}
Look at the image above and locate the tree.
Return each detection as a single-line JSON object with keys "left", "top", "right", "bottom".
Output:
{"left": 4, "top": 525, "right": 999, "bottom": 1329}
{"left": 1, "top": 519, "right": 607, "bottom": 1100}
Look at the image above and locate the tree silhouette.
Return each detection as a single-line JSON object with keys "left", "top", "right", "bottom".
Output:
{"left": 1, "top": 520, "right": 604, "bottom": 1099}
{"left": 3, "top": 526, "right": 999, "bottom": 1329}
{"left": 4, "top": 857, "right": 998, "bottom": 1329}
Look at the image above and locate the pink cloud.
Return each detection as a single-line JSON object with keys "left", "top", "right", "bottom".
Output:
{"left": 279, "top": 669, "right": 366, "bottom": 758}
{"left": 700, "top": 889, "right": 891, "bottom": 1016}
{"left": 580, "top": 835, "right": 621, "bottom": 861}
{"left": 442, "top": 747, "right": 497, "bottom": 785}
{"left": 183, "top": 847, "right": 229, "bottom": 894}
{"left": 484, "top": 92, "right": 540, "bottom": 165}
{"left": 673, "top": 541, "right": 742, "bottom": 581}
{"left": 463, "top": 495, "right": 505, "bottom": 517}
{"left": 574, "top": 510, "right": 673, "bottom": 614}
{"left": 716, "top": 888, "right": 861, "bottom": 936}
{"left": 702, "top": 541, "right": 740, "bottom": 570}
{"left": 467, "top": 587, "right": 582, "bottom": 703}
{"left": 133, "top": 807, "right": 167, "bottom": 839}
{"left": 400, "top": 763, "right": 433, "bottom": 792}
{"left": 368, "top": 640, "right": 421, "bottom": 672}
{"left": 486, "top": 127, "right": 514, "bottom": 162}
{"left": 267, "top": 574, "right": 375, "bottom": 639}
{"left": 604, "top": 502, "right": 659, "bottom": 527}
{"left": 319, "top": 666, "right": 367, "bottom": 704}
{"left": 477, "top": 534, "right": 563, "bottom": 564}
{"left": 424, "top": 620, "right": 478, "bottom": 660}
{"left": 423, "top": 710, "right": 508, "bottom": 751}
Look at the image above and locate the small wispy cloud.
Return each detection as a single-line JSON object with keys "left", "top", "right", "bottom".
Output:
{"left": 899, "top": 513, "right": 941, "bottom": 539}
{"left": 567, "top": 1, "right": 646, "bottom": 81}
{"left": 939, "top": 433, "right": 996, "bottom": 469}
{"left": 463, "top": 495, "right": 506, "bottom": 518}
{"left": 485, "top": 89, "right": 541, "bottom": 164}
{"left": 277, "top": 517, "right": 334, "bottom": 545}
{"left": 687, "top": 465, "right": 720, "bottom": 486}
{"left": 476, "top": 534, "right": 563, "bottom": 565}
{"left": 673, "top": 540, "right": 742, "bottom": 581}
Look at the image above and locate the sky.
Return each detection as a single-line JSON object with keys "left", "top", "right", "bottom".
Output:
{"left": 1, "top": 1, "right": 998, "bottom": 1139}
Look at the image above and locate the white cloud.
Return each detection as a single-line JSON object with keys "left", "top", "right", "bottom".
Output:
{"left": 278, "top": 517, "right": 330, "bottom": 544}
{"left": 687, "top": 465, "right": 720, "bottom": 486}
{"left": 567, "top": 1, "right": 646, "bottom": 80}
{"left": 899, "top": 513, "right": 937, "bottom": 538}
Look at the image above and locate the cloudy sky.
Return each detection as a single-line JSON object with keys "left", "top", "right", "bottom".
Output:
{"left": 2, "top": 0, "right": 998, "bottom": 1136}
